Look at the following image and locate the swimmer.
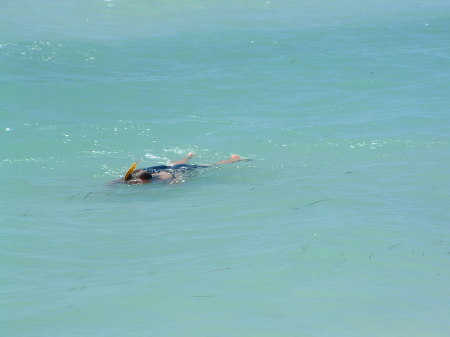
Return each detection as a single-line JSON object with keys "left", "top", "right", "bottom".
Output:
{"left": 115, "top": 152, "right": 251, "bottom": 185}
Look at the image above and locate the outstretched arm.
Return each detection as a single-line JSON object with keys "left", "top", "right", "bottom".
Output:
{"left": 210, "top": 154, "right": 252, "bottom": 166}
{"left": 171, "top": 152, "right": 252, "bottom": 166}
{"left": 170, "top": 152, "right": 196, "bottom": 165}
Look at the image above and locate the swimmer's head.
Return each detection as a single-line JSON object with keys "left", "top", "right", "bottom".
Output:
{"left": 125, "top": 169, "right": 152, "bottom": 184}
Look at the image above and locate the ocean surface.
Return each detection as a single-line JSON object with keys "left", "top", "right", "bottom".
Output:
{"left": 1, "top": 1, "right": 449, "bottom": 336}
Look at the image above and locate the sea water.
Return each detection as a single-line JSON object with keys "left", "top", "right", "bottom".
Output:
{"left": 1, "top": 1, "right": 449, "bottom": 336}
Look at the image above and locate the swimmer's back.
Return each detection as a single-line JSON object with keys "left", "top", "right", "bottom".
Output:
{"left": 144, "top": 164, "right": 208, "bottom": 174}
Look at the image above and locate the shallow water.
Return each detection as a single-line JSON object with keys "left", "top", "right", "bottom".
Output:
{"left": 1, "top": 1, "right": 450, "bottom": 336}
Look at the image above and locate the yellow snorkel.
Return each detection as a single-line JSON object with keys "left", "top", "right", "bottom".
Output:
{"left": 123, "top": 162, "right": 139, "bottom": 181}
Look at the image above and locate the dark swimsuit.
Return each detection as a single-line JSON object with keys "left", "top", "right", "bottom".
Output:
{"left": 144, "top": 164, "right": 209, "bottom": 178}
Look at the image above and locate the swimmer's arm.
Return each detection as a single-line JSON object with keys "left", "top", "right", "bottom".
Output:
{"left": 210, "top": 154, "right": 252, "bottom": 165}
{"left": 170, "top": 152, "right": 196, "bottom": 165}
{"left": 152, "top": 171, "right": 175, "bottom": 181}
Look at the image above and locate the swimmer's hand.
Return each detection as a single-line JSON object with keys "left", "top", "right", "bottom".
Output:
{"left": 230, "top": 154, "right": 252, "bottom": 162}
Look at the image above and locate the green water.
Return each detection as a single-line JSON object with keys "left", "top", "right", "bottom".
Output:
{"left": 1, "top": 1, "right": 449, "bottom": 336}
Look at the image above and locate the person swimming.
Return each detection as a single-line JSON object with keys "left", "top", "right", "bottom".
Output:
{"left": 116, "top": 152, "right": 251, "bottom": 185}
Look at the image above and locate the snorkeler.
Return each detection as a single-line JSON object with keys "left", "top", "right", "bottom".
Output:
{"left": 116, "top": 152, "right": 251, "bottom": 185}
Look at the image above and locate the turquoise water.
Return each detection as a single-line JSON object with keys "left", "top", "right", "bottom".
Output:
{"left": 1, "top": 1, "right": 450, "bottom": 336}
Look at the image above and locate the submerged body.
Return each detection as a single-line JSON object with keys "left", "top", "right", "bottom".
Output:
{"left": 138, "top": 163, "right": 209, "bottom": 181}
{"left": 144, "top": 164, "right": 209, "bottom": 175}
{"left": 115, "top": 153, "right": 250, "bottom": 185}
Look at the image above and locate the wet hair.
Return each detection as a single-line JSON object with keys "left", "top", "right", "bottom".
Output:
{"left": 128, "top": 169, "right": 152, "bottom": 182}
{"left": 137, "top": 171, "right": 152, "bottom": 180}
